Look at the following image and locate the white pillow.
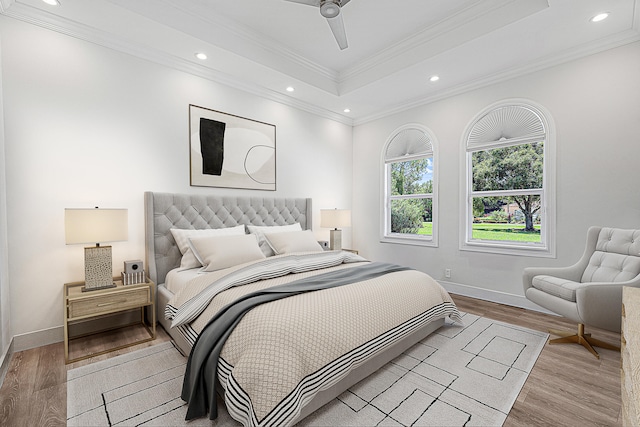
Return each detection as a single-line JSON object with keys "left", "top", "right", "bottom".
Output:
{"left": 247, "top": 223, "right": 302, "bottom": 256}
{"left": 265, "top": 230, "right": 323, "bottom": 255}
{"left": 188, "top": 234, "right": 265, "bottom": 272}
{"left": 170, "top": 225, "right": 246, "bottom": 269}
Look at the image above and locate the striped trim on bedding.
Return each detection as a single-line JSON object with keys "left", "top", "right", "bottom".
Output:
{"left": 166, "top": 251, "right": 365, "bottom": 328}
{"left": 176, "top": 324, "right": 198, "bottom": 348}
{"left": 217, "top": 301, "right": 461, "bottom": 427}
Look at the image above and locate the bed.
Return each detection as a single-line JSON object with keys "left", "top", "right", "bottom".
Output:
{"left": 144, "top": 191, "right": 461, "bottom": 426}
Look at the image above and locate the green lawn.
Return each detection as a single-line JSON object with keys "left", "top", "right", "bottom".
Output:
{"left": 417, "top": 222, "right": 433, "bottom": 235}
{"left": 417, "top": 222, "right": 540, "bottom": 242}
{"left": 472, "top": 223, "right": 541, "bottom": 242}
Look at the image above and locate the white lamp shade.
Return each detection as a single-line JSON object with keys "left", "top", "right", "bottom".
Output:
{"left": 320, "top": 209, "right": 351, "bottom": 229}
{"left": 65, "top": 208, "right": 128, "bottom": 245}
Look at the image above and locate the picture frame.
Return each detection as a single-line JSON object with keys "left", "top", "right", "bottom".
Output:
{"left": 189, "top": 104, "right": 276, "bottom": 190}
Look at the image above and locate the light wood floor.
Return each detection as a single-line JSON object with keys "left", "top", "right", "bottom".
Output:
{"left": 0, "top": 294, "right": 622, "bottom": 426}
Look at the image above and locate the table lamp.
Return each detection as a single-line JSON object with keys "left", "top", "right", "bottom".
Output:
{"left": 65, "top": 207, "right": 128, "bottom": 291}
{"left": 320, "top": 208, "right": 351, "bottom": 250}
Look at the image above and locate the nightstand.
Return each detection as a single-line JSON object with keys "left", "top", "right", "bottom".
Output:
{"left": 64, "top": 279, "right": 156, "bottom": 364}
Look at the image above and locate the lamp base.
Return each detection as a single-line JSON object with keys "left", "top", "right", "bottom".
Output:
{"left": 329, "top": 229, "right": 342, "bottom": 251}
{"left": 84, "top": 245, "right": 115, "bottom": 291}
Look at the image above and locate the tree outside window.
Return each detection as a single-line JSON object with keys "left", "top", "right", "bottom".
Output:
{"left": 390, "top": 158, "right": 433, "bottom": 235}
{"left": 383, "top": 125, "right": 437, "bottom": 246}
{"left": 463, "top": 101, "right": 554, "bottom": 256}
{"left": 472, "top": 142, "right": 543, "bottom": 238}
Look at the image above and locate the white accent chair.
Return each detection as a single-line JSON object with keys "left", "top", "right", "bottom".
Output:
{"left": 523, "top": 226, "right": 640, "bottom": 358}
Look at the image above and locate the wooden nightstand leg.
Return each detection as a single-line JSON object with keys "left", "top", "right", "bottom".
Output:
{"left": 64, "top": 302, "right": 69, "bottom": 363}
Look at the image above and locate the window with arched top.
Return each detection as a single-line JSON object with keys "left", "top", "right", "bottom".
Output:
{"left": 382, "top": 124, "right": 438, "bottom": 246}
{"left": 461, "top": 100, "right": 555, "bottom": 257}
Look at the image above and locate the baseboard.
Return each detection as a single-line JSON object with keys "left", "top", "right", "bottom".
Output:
{"left": 438, "top": 279, "right": 557, "bottom": 316}
{"left": 0, "top": 337, "right": 14, "bottom": 388}
{"left": 13, "top": 326, "right": 62, "bottom": 352}
{"left": 13, "top": 309, "right": 144, "bottom": 352}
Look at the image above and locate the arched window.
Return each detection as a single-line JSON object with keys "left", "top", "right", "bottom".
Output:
{"left": 382, "top": 124, "right": 438, "bottom": 246}
{"left": 461, "top": 100, "right": 555, "bottom": 257}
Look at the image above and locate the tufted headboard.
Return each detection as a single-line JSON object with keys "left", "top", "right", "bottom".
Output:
{"left": 144, "top": 192, "right": 312, "bottom": 285}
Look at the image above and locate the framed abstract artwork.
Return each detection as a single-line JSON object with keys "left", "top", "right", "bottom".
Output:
{"left": 189, "top": 104, "right": 276, "bottom": 190}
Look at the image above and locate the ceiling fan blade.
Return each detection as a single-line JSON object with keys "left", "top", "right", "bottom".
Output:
{"left": 284, "top": 0, "right": 321, "bottom": 6}
{"left": 326, "top": 14, "right": 348, "bottom": 50}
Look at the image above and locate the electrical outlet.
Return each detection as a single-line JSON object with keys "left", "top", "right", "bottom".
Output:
{"left": 445, "top": 268, "right": 451, "bottom": 278}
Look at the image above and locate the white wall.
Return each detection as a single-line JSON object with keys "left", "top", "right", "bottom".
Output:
{"left": 0, "top": 17, "right": 353, "bottom": 349}
{"left": 353, "top": 41, "right": 640, "bottom": 306}
{"left": 0, "top": 28, "right": 12, "bottom": 371}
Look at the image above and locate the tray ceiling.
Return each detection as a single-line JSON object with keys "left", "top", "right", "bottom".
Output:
{"left": 1, "top": 0, "right": 639, "bottom": 124}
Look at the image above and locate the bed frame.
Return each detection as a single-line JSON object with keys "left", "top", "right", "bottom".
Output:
{"left": 143, "top": 191, "right": 444, "bottom": 424}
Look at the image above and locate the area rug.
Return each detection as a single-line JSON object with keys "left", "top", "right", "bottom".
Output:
{"left": 67, "top": 312, "right": 548, "bottom": 426}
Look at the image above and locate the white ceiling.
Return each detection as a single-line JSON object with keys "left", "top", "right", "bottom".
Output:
{"left": 1, "top": 0, "right": 639, "bottom": 124}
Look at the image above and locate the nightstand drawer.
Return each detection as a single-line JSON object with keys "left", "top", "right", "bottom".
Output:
{"left": 68, "top": 287, "right": 150, "bottom": 319}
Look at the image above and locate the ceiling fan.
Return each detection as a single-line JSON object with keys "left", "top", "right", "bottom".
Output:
{"left": 285, "top": 0, "right": 352, "bottom": 50}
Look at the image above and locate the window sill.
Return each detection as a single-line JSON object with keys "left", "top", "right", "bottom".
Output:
{"left": 460, "top": 240, "right": 555, "bottom": 258}
{"left": 381, "top": 234, "right": 438, "bottom": 248}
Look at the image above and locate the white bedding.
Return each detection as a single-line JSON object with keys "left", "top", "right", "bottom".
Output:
{"left": 164, "top": 267, "right": 202, "bottom": 294}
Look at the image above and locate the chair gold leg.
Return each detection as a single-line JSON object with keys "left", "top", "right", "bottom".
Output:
{"left": 548, "top": 328, "right": 575, "bottom": 338}
{"left": 549, "top": 335, "right": 580, "bottom": 345}
{"left": 584, "top": 336, "right": 620, "bottom": 352}
{"left": 547, "top": 323, "right": 620, "bottom": 359}
{"left": 578, "top": 334, "right": 600, "bottom": 359}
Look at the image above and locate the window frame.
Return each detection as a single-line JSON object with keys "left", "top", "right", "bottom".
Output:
{"left": 460, "top": 99, "right": 556, "bottom": 257}
{"left": 381, "top": 124, "right": 438, "bottom": 247}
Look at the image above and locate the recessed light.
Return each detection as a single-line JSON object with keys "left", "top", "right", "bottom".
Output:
{"left": 429, "top": 75, "right": 440, "bottom": 82}
{"left": 42, "top": 0, "right": 60, "bottom": 5}
{"left": 590, "top": 12, "right": 609, "bottom": 22}
{"left": 286, "top": 86, "right": 295, "bottom": 92}
{"left": 343, "top": 108, "right": 351, "bottom": 113}
{"left": 195, "top": 53, "right": 207, "bottom": 60}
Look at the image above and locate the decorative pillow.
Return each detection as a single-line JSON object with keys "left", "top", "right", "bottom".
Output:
{"left": 188, "top": 234, "right": 265, "bottom": 272}
{"left": 265, "top": 230, "right": 323, "bottom": 255}
{"left": 247, "top": 223, "right": 302, "bottom": 256}
{"left": 170, "top": 225, "right": 246, "bottom": 269}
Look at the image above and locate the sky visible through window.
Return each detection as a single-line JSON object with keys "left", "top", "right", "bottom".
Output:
{"left": 419, "top": 158, "right": 433, "bottom": 185}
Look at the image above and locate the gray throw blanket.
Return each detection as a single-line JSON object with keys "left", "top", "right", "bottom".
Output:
{"left": 181, "top": 262, "right": 410, "bottom": 421}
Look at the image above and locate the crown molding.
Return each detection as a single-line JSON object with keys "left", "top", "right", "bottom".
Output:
{"left": 108, "top": 0, "right": 549, "bottom": 98}
{"left": 341, "top": 0, "right": 513, "bottom": 80}
{"left": 0, "top": 2, "right": 353, "bottom": 125}
{"left": 172, "top": 1, "right": 340, "bottom": 83}
{"left": 0, "top": 0, "right": 15, "bottom": 13}
{"left": 178, "top": 60, "right": 353, "bottom": 125}
{"left": 337, "top": 0, "right": 549, "bottom": 94}
{"left": 108, "top": 0, "right": 341, "bottom": 92}
{"left": 2, "top": 0, "right": 638, "bottom": 127}
{"left": 354, "top": 30, "right": 640, "bottom": 126}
